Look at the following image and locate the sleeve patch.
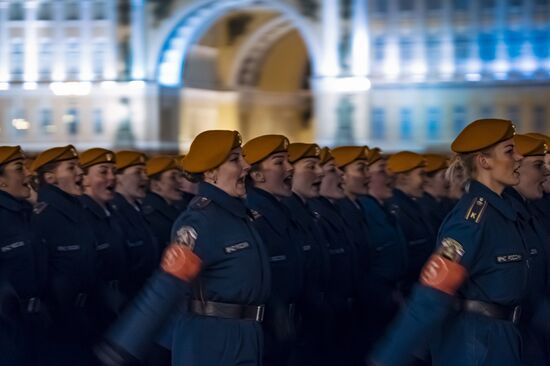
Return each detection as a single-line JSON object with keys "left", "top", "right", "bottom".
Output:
{"left": 465, "top": 197, "right": 487, "bottom": 223}
{"left": 175, "top": 226, "right": 198, "bottom": 251}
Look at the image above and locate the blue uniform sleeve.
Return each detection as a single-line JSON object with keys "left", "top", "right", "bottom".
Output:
{"left": 98, "top": 271, "right": 189, "bottom": 364}
{"left": 370, "top": 209, "right": 484, "bottom": 366}
{"left": 170, "top": 211, "right": 214, "bottom": 266}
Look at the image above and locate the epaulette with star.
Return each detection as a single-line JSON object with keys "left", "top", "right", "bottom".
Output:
{"left": 465, "top": 196, "right": 487, "bottom": 223}
{"left": 33, "top": 202, "right": 48, "bottom": 214}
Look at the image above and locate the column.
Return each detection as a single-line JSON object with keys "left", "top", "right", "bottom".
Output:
{"left": 52, "top": 1, "right": 65, "bottom": 81}
{"left": 24, "top": 1, "right": 38, "bottom": 83}
{"left": 494, "top": 0, "right": 509, "bottom": 77}
{"left": 80, "top": 1, "right": 93, "bottom": 80}
{"left": 0, "top": 1, "right": 8, "bottom": 82}
{"left": 313, "top": 0, "right": 372, "bottom": 145}
{"left": 130, "top": 0, "right": 145, "bottom": 80}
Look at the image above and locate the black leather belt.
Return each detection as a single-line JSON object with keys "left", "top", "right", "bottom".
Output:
{"left": 456, "top": 299, "right": 521, "bottom": 325}
{"left": 190, "top": 300, "right": 265, "bottom": 322}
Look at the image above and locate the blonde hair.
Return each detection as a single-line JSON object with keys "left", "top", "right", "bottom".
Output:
{"left": 446, "top": 145, "right": 496, "bottom": 192}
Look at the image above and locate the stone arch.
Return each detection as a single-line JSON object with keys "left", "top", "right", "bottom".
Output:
{"left": 149, "top": 0, "right": 321, "bottom": 87}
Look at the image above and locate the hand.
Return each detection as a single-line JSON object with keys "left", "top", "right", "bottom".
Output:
{"left": 160, "top": 243, "right": 202, "bottom": 282}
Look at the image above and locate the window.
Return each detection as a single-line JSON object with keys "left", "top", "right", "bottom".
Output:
{"left": 426, "top": 0, "right": 442, "bottom": 11}
{"left": 371, "top": 108, "right": 386, "bottom": 140}
{"left": 93, "top": 1, "right": 107, "bottom": 20}
{"left": 534, "top": 106, "right": 546, "bottom": 131}
{"left": 10, "top": 41, "right": 24, "bottom": 78}
{"left": 454, "top": 35, "right": 470, "bottom": 64}
{"left": 11, "top": 109, "right": 28, "bottom": 136}
{"left": 374, "top": 37, "right": 385, "bottom": 62}
{"left": 535, "top": 0, "right": 549, "bottom": 6}
{"left": 480, "top": 105, "right": 494, "bottom": 118}
{"left": 64, "top": 108, "right": 79, "bottom": 135}
{"left": 40, "top": 109, "right": 55, "bottom": 134}
{"left": 38, "top": 41, "right": 53, "bottom": 79}
{"left": 507, "top": 105, "right": 521, "bottom": 128}
{"left": 426, "top": 36, "right": 441, "bottom": 69}
{"left": 66, "top": 41, "right": 80, "bottom": 79}
{"left": 9, "top": 2, "right": 24, "bottom": 21}
{"left": 478, "top": 33, "right": 497, "bottom": 61}
{"left": 92, "top": 42, "right": 105, "bottom": 76}
{"left": 427, "top": 107, "right": 441, "bottom": 140}
{"left": 452, "top": 106, "right": 467, "bottom": 135}
{"left": 532, "top": 30, "right": 550, "bottom": 59}
{"left": 37, "top": 2, "right": 52, "bottom": 20}
{"left": 399, "top": 0, "right": 414, "bottom": 11}
{"left": 481, "top": 0, "right": 496, "bottom": 9}
{"left": 65, "top": 1, "right": 80, "bottom": 20}
{"left": 507, "top": 0, "right": 523, "bottom": 7}
{"left": 93, "top": 109, "right": 104, "bottom": 134}
{"left": 373, "top": 0, "right": 388, "bottom": 13}
{"left": 400, "top": 108, "right": 413, "bottom": 140}
{"left": 399, "top": 38, "right": 414, "bottom": 63}
{"left": 453, "top": 0, "right": 469, "bottom": 10}
{"left": 505, "top": 31, "right": 523, "bottom": 60}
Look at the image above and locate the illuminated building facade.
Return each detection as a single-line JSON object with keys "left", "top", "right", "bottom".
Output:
{"left": 0, "top": 0, "right": 549, "bottom": 152}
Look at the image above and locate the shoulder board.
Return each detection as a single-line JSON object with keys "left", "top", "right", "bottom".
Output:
{"left": 142, "top": 205, "right": 155, "bottom": 215}
{"left": 33, "top": 202, "right": 48, "bottom": 214}
{"left": 464, "top": 196, "right": 487, "bottom": 224}
{"left": 190, "top": 196, "right": 211, "bottom": 210}
{"left": 249, "top": 209, "right": 262, "bottom": 220}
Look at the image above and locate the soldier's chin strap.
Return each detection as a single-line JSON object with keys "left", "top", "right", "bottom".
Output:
{"left": 419, "top": 237, "right": 468, "bottom": 295}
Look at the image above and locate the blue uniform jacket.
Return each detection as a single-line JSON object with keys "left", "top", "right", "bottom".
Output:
{"left": 246, "top": 187, "right": 304, "bottom": 362}
{"left": 417, "top": 193, "right": 450, "bottom": 235}
{"left": 0, "top": 190, "right": 47, "bottom": 300}
{"left": 169, "top": 182, "right": 271, "bottom": 366}
{"left": 385, "top": 189, "right": 436, "bottom": 295}
{"left": 358, "top": 195, "right": 408, "bottom": 351}
{"left": 80, "top": 194, "right": 128, "bottom": 325}
{"left": 142, "top": 191, "right": 181, "bottom": 253}
{"left": 308, "top": 197, "right": 357, "bottom": 307}
{"left": 0, "top": 190, "right": 48, "bottom": 365}
{"left": 282, "top": 193, "right": 330, "bottom": 312}
{"left": 533, "top": 192, "right": 550, "bottom": 236}
{"left": 372, "top": 180, "right": 530, "bottom": 366}
{"left": 32, "top": 185, "right": 97, "bottom": 311}
{"left": 504, "top": 187, "right": 550, "bottom": 365}
{"left": 335, "top": 197, "right": 370, "bottom": 300}
{"left": 80, "top": 195, "right": 127, "bottom": 284}
{"left": 111, "top": 193, "right": 159, "bottom": 298}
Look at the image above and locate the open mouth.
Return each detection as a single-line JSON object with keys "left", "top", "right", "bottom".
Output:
{"left": 237, "top": 176, "right": 246, "bottom": 185}
{"left": 312, "top": 180, "right": 321, "bottom": 189}
{"left": 337, "top": 182, "right": 344, "bottom": 191}
{"left": 283, "top": 175, "right": 293, "bottom": 188}
{"left": 106, "top": 184, "right": 116, "bottom": 192}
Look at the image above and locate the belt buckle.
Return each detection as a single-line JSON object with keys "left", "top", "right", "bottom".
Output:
{"left": 511, "top": 306, "right": 522, "bottom": 324}
{"left": 255, "top": 305, "right": 265, "bottom": 322}
{"left": 27, "top": 297, "right": 40, "bottom": 313}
